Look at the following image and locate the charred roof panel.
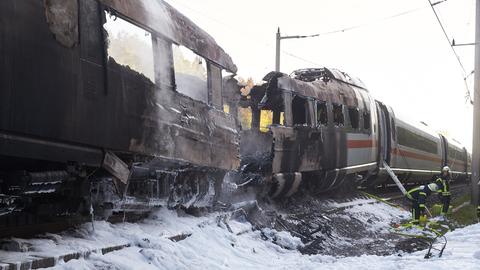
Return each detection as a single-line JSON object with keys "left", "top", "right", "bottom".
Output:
{"left": 292, "top": 68, "right": 367, "bottom": 91}
{"left": 276, "top": 74, "right": 361, "bottom": 109}
{"left": 99, "top": 0, "right": 237, "bottom": 73}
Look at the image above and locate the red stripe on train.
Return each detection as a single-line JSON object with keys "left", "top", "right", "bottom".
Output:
{"left": 391, "top": 148, "right": 442, "bottom": 163}
{"left": 347, "top": 142, "right": 463, "bottom": 165}
{"left": 347, "top": 140, "right": 375, "bottom": 148}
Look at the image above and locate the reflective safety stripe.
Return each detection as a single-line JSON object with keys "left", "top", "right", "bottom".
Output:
{"left": 407, "top": 187, "right": 420, "bottom": 195}
{"left": 419, "top": 192, "right": 426, "bottom": 196}
{"left": 436, "top": 178, "right": 449, "bottom": 193}
{"left": 419, "top": 204, "right": 425, "bottom": 208}
{"left": 442, "top": 192, "right": 451, "bottom": 196}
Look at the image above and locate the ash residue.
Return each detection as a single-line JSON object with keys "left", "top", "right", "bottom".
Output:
{"left": 212, "top": 173, "right": 441, "bottom": 257}
{"left": 240, "top": 191, "right": 429, "bottom": 257}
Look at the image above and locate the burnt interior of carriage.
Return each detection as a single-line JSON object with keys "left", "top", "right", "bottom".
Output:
{"left": 0, "top": 0, "right": 240, "bottom": 231}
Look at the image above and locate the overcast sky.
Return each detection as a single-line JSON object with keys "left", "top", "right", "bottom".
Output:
{"left": 165, "top": 0, "right": 475, "bottom": 150}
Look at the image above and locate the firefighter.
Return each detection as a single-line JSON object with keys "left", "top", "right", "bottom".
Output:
{"left": 406, "top": 183, "right": 439, "bottom": 224}
{"left": 435, "top": 166, "right": 451, "bottom": 216}
{"left": 477, "top": 205, "right": 480, "bottom": 222}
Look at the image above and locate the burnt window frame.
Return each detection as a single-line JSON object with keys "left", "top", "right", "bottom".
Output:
{"left": 238, "top": 106, "right": 253, "bottom": 131}
{"left": 259, "top": 109, "right": 277, "bottom": 132}
{"left": 291, "top": 95, "right": 310, "bottom": 126}
{"left": 332, "top": 103, "right": 345, "bottom": 127}
{"left": 171, "top": 43, "right": 210, "bottom": 103}
{"left": 221, "top": 70, "right": 237, "bottom": 115}
{"left": 316, "top": 101, "right": 328, "bottom": 127}
{"left": 102, "top": 9, "right": 156, "bottom": 83}
{"left": 347, "top": 106, "right": 360, "bottom": 130}
{"left": 207, "top": 62, "right": 223, "bottom": 109}
{"left": 363, "top": 111, "right": 371, "bottom": 132}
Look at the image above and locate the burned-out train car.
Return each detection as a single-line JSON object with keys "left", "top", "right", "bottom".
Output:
{"left": 0, "top": 0, "right": 238, "bottom": 233}
{"left": 236, "top": 69, "right": 379, "bottom": 197}
{"left": 235, "top": 68, "right": 470, "bottom": 197}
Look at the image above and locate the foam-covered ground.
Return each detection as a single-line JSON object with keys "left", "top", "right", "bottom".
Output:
{"left": 3, "top": 200, "right": 473, "bottom": 270}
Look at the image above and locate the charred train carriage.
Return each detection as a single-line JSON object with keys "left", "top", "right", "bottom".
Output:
{"left": 234, "top": 68, "right": 471, "bottom": 197}
{"left": 0, "top": 0, "right": 239, "bottom": 232}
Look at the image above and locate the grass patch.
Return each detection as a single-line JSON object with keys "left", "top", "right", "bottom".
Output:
{"left": 449, "top": 194, "right": 478, "bottom": 226}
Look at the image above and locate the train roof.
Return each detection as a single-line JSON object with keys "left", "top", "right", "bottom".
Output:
{"left": 263, "top": 68, "right": 371, "bottom": 111}
{"left": 99, "top": 0, "right": 237, "bottom": 73}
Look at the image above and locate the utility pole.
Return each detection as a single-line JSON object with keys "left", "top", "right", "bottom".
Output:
{"left": 275, "top": 28, "right": 281, "bottom": 72}
{"left": 472, "top": 0, "right": 480, "bottom": 206}
{"left": 275, "top": 27, "right": 320, "bottom": 72}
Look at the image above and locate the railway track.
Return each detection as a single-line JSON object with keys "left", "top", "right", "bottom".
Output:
{"left": 0, "top": 182, "right": 469, "bottom": 239}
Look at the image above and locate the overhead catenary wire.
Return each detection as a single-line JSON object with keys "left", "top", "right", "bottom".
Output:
{"left": 169, "top": 0, "right": 475, "bottom": 103}
{"left": 426, "top": 0, "right": 474, "bottom": 104}
{"left": 294, "top": 5, "right": 428, "bottom": 37}
{"left": 166, "top": 0, "right": 324, "bottom": 67}
{"left": 167, "top": 0, "right": 428, "bottom": 71}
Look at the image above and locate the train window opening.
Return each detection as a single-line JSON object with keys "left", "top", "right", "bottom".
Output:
{"left": 316, "top": 102, "right": 328, "bottom": 126}
{"left": 222, "top": 71, "right": 240, "bottom": 115}
{"left": 333, "top": 104, "right": 344, "bottom": 126}
{"left": 397, "top": 127, "right": 438, "bottom": 154}
{"left": 292, "top": 96, "right": 308, "bottom": 125}
{"left": 259, "top": 110, "right": 273, "bottom": 132}
{"left": 223, "top": 104, "right": 230, "bottom": 114}
{"left": 172, "top": 44, "right": 208, "bottom": 102}
{"left": 103, "top": 11, "right": 155, "bottom": 82}
{"left": 238, "top": 107, "right": 252, "bottom": 130}
{"left": 448, "top": 147, "right": 465, "bottom": 161}
{"left": 348, "top": 107, "right": 360, "bottom": 129}
{"left": 273, "top": 111, "right": 285, "bottom": 125}
{"left": 208, "top": 63, "right": 223, "bottom": 108}
{"left": 364, "top": 112, "right": 371, "bottom": 130}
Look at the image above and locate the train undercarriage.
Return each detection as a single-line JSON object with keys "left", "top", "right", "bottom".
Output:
{"left": 0, "top": 150, "right": 232, "bottom": 237}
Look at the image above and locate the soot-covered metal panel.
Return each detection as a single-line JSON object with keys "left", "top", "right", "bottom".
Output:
{"left": 276, "top": 75, "right": 361, "bottom": 109}
{"left": 0, "top": 0, "right": 239, "bottom": 172}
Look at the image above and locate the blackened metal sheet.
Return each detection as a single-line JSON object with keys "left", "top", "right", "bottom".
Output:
{"left": 98, "top": 0, "right": 237, "bottom": 73}
{"left": 276, "top": 75, "right": 363, "bottom": 110}
{"left": 0, "top": 0, "right": 239, "bottom": 172}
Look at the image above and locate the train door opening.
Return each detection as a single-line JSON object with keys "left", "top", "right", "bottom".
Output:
{"left": 377, "top": 102, "right": 391, "bottom": 164}
{"left": 440, "top": 135, "right": 448, "bottom": 167}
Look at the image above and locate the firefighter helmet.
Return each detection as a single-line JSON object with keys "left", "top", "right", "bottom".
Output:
{"left": 442, "top": 166, "right": 450, "bottom": 173}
